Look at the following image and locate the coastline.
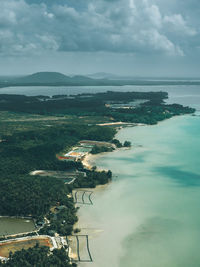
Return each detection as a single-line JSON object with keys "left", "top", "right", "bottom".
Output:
{"left": 76, "top": 126, "right": 133, "bottom": 266}
{"left": 82, "top": 152, "right": 112, "bottom": 171}
{"left": 69, "top": 183, "right": 110, "bottom": 263}
{"left": 80, "top": 114, "right": 188, "bottom": 171}
{"left": 76, "top": 113, "right": 195, "bottom": 266}
{"left": 82, "top": 147, "right": 131, "bottom": 171}
{"left": 82, "top": 153, "right": 97, "bottom": 170}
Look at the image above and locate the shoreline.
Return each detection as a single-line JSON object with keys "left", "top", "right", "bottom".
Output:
{"left": 76, "top": 126, "right": 136, "bottom": 266}
{"left": 0, "top": 114, "right": 195, "bottom": 263}
{"left": 73, "top": 183, "right": 110, "bottom": 264}
{"left": 82, "top": 146, "right": 131, "bottom": 171}
{"left": 82, "top": 153, "right": 97, "bottom": 170}
{"left": 81, "top": 114, "right": 188, "bottom": 171}
{"left": 82, "top": 153, "right": 111, "bottom": 171}
{"left": 76, "top": 113, "right": 194, "bottom": 266}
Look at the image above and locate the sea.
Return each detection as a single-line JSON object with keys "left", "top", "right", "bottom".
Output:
{"left": 1, "top": 84, "right": 200, "bottom": 266}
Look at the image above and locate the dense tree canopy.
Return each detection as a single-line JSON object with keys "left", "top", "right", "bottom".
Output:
{"left": 0, "top": 124, "right": 115, "bottom": 218}
{"left": 0, "top": 92, "right": 194, "bottom": 125}
{"left": 0, "top": 245, "right": 76, "bottom": 267}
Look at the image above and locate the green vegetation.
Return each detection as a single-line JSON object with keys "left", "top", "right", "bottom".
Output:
{"left": 91, "top": 145, "right": 114, "bottom": 154}
{"left": 39, "top": 201, "right": 78, "bottom": 236}
{"left": 0, "top": 124, "right": 115, "bottom": 218}
{"left": 0, "top": 245, "right": 76, "bottom": 267}
{"left": 0, "top": 92, "right": 195, "bottom": 127}
{"left": 0, "top": 111, "right": 111, "bottom": 137}
{"left": 73, "top": 169, "right": 112, "bottom": 188}
{"left": 123, "top": 141, "right": 131, "bottom": 147}
{"left": 112, "top": 139, "right": 123, "bottom": 148}
{"left": 0, "top": 124, "right": 115, "bottom": 176}
{"left": 0, "top": 175, "right": 73, "bottom": 218}
{"left": 107, "top": 103, "right": 194, "bottom": 124}
{"left": 0, "top": 122, "right": 114, "bottom": 265}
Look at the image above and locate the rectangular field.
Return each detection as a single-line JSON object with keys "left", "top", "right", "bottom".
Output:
{"left": 0, "top": 237, "right": 53, "bottom": 258}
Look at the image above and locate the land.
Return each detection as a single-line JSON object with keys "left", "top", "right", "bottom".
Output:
{"left": 0, "top": 91, "right": 194, "bottom": 126}
{"left": 0, "top": 90, "right": 195, "bottom": 266}
{"left": 0, "top": 236, "right": 53, "bottom": 258}
{"left": 1, "top": 72, "right": 200, "bottom": 87}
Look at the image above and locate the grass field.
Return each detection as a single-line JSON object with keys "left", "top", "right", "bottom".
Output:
{"left": 0, "top": 237, "right": 53, "bottom": 258}
{"left": 0, "top": 111, "right": 111, "bottom": 136}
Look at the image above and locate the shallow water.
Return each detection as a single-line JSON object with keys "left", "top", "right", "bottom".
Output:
{"left": 78, "top": 104, "right": 200, "bottom": 266}
{"left": 0, "top": 217, "right": 35, "bottom": 236}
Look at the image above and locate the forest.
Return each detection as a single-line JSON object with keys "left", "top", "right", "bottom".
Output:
{"left": 0, "top": 91, "right": 166, "bottom": 116}
{"left": 0, "top": 91, "right": 195, "bottom": 125}
{"left": 0, "top": 124, "right": 115, "bottom": 217}
{"left": 0, "top": 245, "right": 76, "bottom": 267}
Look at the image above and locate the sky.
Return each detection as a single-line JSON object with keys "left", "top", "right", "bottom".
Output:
{"left": 0, "top": 0, "right": 199, "bottom": 77}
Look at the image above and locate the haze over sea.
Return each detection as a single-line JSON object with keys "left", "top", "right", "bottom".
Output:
{"left": 1, "top": 84, "right": 200, "bottom": 266}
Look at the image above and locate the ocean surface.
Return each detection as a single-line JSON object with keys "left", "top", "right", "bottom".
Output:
{"left": 76, "top": 87, "right": 200, "bottom": 267}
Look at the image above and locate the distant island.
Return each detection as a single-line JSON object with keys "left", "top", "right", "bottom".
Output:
{"left": 1, "top": 71, "right": 200, "bottom": 88}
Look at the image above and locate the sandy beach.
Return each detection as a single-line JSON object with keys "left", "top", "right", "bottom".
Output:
{"left": 82, "top": 145, "right": 131, "bottom": 171}
{"left": 82, "top": 153, "right": 109, "bottom": 171}
{"left": 69, "top": 182, "right": 110, "bottom": 265}
{"left": 82, "top": 153, "right": 96, "bottom": 170}
{"left": 74, "top": 183, "right": 110, "bottom": 266}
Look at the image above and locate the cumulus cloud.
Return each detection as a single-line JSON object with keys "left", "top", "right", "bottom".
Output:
{"left": 164, "top": 14, "right": 197, "bottom": 36}
{"left": 0, "top": 0, "right": 198, "bottom": 56}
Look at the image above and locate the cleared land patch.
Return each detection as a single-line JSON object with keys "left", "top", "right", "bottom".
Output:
{"left": 0, "top": 237, "right": 53, "bottom": 258}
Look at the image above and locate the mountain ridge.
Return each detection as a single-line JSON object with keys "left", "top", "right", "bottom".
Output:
{"left": 1, "top": 71, "right": 200, "bottom": 87}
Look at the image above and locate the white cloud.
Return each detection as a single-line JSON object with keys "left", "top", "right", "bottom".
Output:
{"left": 164, "top": 14, "right": 197, "bottom": 36}
{"left": 145, "top": 4, "right": 162, "bottom": 28}
{"left": 44, "top": 11, "right": 54, "bottom": 19}
{"left": 141, "top": 29, "right": 184, "bottom": 56}
{"left": 0, "top": 0, "right": 198, "bottom": 56}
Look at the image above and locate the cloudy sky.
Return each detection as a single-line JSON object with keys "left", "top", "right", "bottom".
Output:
{"left": 0, "top": 0, "right": 199, "bottom": 76}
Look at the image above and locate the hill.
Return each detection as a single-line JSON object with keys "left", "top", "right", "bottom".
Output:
{"left": 1, "top": 72, "right": 200, "bottom": 87}
{"left": 14, "top": 72, "right": 72, "bottom": 84}
{"left": 11, "top": 72, "right": 100, "bottom": 86}
{"left": 71, "top": 75, "right": 94, "bottom": 82}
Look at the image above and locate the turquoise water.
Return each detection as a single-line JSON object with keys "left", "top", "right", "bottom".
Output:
{"left": 78, "top": 114, "right": 200, "bottom": 266}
